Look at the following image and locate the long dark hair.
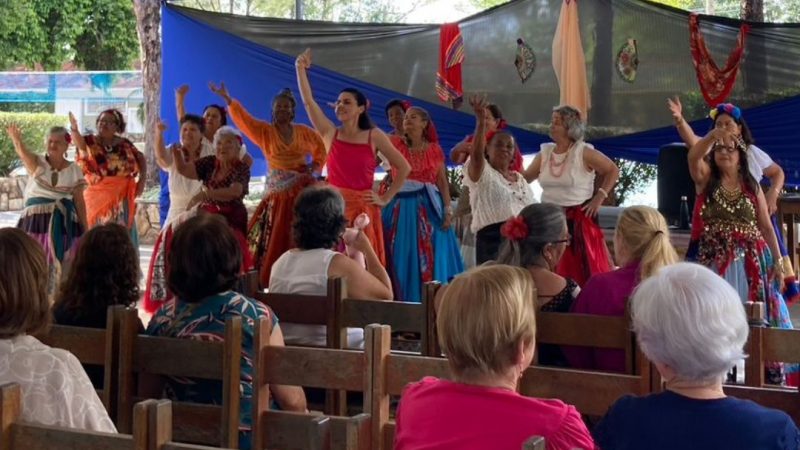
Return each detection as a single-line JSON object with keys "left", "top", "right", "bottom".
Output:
{"left": 711, "top": 112, "right": 755, "bottom": 146}
{"left": 340, "top": 88, "right": 373, "bottom": 130}
{"left": 55, "top": 223, "right": 140, "bottom": 319}
{"left": 705, "top": 141, "right": 759, "bottom": 203}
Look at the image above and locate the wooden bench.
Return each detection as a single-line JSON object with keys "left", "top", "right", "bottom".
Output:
{"left": 234, "top": 270, "right": 260, "bottom": 298}
{"left": 0, "top": 382, "right": 148, "bottom": 450}
{"left": 250, "top": 318, "right": 379, "bottom": 450}
{"left": 145, "top": 399, "right": 239, "bottom": 450}
{"left": 34, "top": 305, "right": 124, "bottom": 422}
{"left": 116, "top": 307, "right": 243, "bottom": 448}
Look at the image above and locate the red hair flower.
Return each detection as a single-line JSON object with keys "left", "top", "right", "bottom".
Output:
{"left": 501, "top": 216, "right": 528, "bottom": 241}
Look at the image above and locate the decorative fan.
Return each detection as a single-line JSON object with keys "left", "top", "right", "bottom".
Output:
{"left": 616, "top": 38, "right": 639, "bottom": 83}
{"left": 514, "top": 38, "right": 536, "bottom": 83}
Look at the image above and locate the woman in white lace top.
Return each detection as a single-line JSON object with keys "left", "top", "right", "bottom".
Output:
{"left": 0, "top": 228, "right": 116, "bottom": 433}
{"left": 462, "top": 95, "right": 536, "bottom": 264}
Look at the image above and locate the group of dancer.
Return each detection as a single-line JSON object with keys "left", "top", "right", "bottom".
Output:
{"left": 5, "top": 48, "right": 798, "bottom": 374}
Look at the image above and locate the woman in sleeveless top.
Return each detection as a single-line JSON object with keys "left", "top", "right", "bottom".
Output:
{"left": 296, "top": 48, "right": 411, "bottom": 267}
{"left": 381, "top": 106, "right": 464, "bottom": 302}
{"left": 462, "top": 95, "right": 536, "bottom": 264}
{"left": 6, "top": 124, "right": 86, "bottom": 295}
{"left": 523, "top": 106, "right": 618, "bottom": 286}
{"left": 687, "top": 127, "right": 796, "bottom": 385}
{"left": 496, "top": 203, "right": 578, "bottom": 366}
{"left": 269, "top": 186, "right": 392, "bottom": 347}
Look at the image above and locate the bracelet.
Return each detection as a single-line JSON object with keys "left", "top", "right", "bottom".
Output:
{"left": 597, "top": 188, "right": 609, "bottom": 199}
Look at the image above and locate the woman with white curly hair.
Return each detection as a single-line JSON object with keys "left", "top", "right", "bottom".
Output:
{"left": 594, "top": 262, "right": 799, "bottom": 449}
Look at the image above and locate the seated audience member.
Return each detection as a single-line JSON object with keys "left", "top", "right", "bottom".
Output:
{"left": 594, "top": 262, "right": 800, "bottom": 449}
{"left": 566, "top": 205, "right": 678, "bottom": 372}
{"left": 496, "top": 203, "right": 578, "bottom": 366}
{"left": 53, "top": 223, "right": 144, "bottom": 387}
{"left": 394, "top": 265, "right": 595, "bottom": 450}
{"left": 146, "top": 213, "right": 306, "bottom": 450}
{"left": 269, "top": 185, "right": 393, "bottom": 348}
{"left": 0, "top": 228, "right": 115, "bottom": 432}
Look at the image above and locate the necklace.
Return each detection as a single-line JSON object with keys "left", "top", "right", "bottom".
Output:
{"left": 719, "top": 184, "right": 742, "bottom": 203}
{"left": 547, "top": 145, "right": 571, "bottom": 178}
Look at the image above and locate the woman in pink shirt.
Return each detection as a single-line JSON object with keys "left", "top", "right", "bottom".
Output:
{"left": 394, "top": 265, "right": 595, "bottom": 450}
{"left": 566, "top": 206, "right": 678, "bottom": 372}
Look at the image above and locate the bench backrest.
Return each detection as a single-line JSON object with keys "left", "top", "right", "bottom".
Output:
{"left": 0, "top": 382, "right": 147, "bottom": 450}
{"left": 116, "top": 307, "right": 242, "bottom": 448}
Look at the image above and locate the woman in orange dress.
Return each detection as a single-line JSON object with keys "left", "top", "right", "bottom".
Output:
{"left": 209, "top": 83, "right": 327, "bottom": 287}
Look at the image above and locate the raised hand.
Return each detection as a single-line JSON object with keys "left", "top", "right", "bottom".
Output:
{"left": 667, "top": 96, "right": 683, "bottom": 121}
{"left": 5, "top": 124, "right": 22, "bottom": 142}
{"left": 175, "top": 84, "right": 190, "bottom": 97}
{"left": 208, "top": 81, "right": 231, "bottom": 103}
{"left": 68, "top": 112, "right": 79, "bottom": 132}
{"left": 469, "top": 94, "right": 488, "bottom": 115}
{"left": 296, "top": 48, "right": 312, "bottom": 70}
{"left": 156, "top": 120, "right": 167, "bottom": 133}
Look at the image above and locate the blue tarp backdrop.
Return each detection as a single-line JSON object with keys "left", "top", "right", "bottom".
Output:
{"left": 160, "top": 3, "right": 800, "bottom": 184}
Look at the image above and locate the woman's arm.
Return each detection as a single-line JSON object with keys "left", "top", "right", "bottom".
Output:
{"left": 762, "top": 163, "right": 785, "bottom": 215}
{"left": 73, "top": 185, "right": 88, "bottom": 230}
{"left": 134, "top": 149, "right": 147, "bottom": 197}
{"left": 668, "top": 96, "right": 700, "bottom": 148}
{"left": 154, "top": 120, "right": 172, "bottom": 169}
{"left": 756, "top": 186, "right": 783, "bottom": 280}
{"left": 206, "top": 182, "right": 244, "bottom": 201}
{"left": 268, "top": 325, "right": 309, "bottom": 412}
{"left": 582, "top": 147, "right": 619, "bottom": 217}
{"left": 522, "top": 154, "right": 542, "bottom": 183}
{"left": 367, "top": 130, "right": 410, "bottom": 206}
{"left": 175, "top": 84, "right": 189, "bottom": 122}
{"left": 295, "top": 49, "right": 336, "bottom": 141}
{"left": 466, "top": 95, "right": 488, "bottom": 183}
{"left": 688, "top": 129, "right": 727, "bottom": 192}
{"left": 435, "top": 164, "right": 453, "bottom": 230}
{"left": 5, "top": 124, "right": 39, "bottom": 174}
{"left": 331, "top": 233, "right": 393, "bottom": 300}
{"left": 172, "top": 147, "right": 199, "bottom": 179}
{"left": 449, "top": 137, "right": 472, "bottom": 165}
{"left": 68, "top": 112, "right": 88, "bottom": 156}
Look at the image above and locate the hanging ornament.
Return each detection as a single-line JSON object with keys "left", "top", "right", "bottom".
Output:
{"left": 689, "top": 13, "right": 749, "bottom": 106}
{"left": 615, "top": 38, "right": 639, "bottom": 83}
{"left": 514, "top": 38, "right": 536, "bottom": 83}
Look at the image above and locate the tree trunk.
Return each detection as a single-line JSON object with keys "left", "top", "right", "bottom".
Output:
{"left": 741, "top": 0, "right": 767, "bottom": 100}
{"left": 133, "top": 0, "right": 161, "bottom": 188}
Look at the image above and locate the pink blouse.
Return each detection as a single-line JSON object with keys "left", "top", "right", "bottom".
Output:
{"left": 395, "top": 377, "right": 596, "bottom": 450}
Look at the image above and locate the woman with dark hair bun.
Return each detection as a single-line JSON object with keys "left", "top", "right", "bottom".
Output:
{"left": 270, "top": 186, "right": 392, "bottom": 347}
{"left": 208, "top": 82, "right": 328, "bottom": 289}
{"left": 69, "top": 108, "right": 146, "bottom": 246}
{"left": 296, "top": 48, "right": 411, "bottom": 266}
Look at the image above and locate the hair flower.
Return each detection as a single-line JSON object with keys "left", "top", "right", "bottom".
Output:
{"left": 501, "top": 216, "right": 529, "bottom": 241}
{"left": 709, "top": 103, "right": 742, "bottom": 122}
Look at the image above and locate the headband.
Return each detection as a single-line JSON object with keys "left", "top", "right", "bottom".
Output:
{"left": 709, "top": 103, "right": 742, "bottom": 122}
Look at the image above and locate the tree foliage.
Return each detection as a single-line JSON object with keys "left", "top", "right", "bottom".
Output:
{"left": 0, "top": 0, "right": 138, "bottom": 71}
{"left": 170, "top": 0, "right": 436, "bottom": 22}
{"left": 650, "top": 0, "right": 800, "bottom": 21}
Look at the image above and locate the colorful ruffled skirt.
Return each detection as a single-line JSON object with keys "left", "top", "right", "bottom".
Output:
{"left": 382, "top": 181, "right": 464, "bottom": 302}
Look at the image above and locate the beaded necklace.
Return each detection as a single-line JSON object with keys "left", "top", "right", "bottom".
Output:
{"left": 547, "top": 144, "right": 573, "bottom": 178}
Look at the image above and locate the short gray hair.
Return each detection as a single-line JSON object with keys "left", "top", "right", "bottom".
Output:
{"left": 553, "top": 105, "right": 585, "bottom": 142}
{"left": 212, "top": 125, "right": 242, "bottom": 148}
{"left": 631, "top": 262, "right": 747, "bottom": 383}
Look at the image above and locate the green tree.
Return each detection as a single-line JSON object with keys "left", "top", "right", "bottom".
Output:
{"left": 74, "top": 0, "right": 139, "bottom": 70}
{"left": 170, "top": 0, "right": 435, "bottom": 21}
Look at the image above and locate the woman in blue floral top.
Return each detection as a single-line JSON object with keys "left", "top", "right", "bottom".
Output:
{"left": 146, "top": 213, "right": 307, "bottom": 449}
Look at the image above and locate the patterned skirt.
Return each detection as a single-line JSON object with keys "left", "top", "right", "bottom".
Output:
{"left": 382, "top": 183, "right": 464, "bottom": 302}
{"left": 17, "top": 196, "right": 84, "bottom": 295}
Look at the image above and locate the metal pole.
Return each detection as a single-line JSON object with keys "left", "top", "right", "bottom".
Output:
{"left": 295, "top": 0, "right": 304, "bottom": 19}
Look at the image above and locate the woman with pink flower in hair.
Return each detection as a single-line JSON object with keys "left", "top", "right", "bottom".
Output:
{"left": 496, "top": 202, "right": 577, "bottom": 366}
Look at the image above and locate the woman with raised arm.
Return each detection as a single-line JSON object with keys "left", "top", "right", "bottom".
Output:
{"left": 687, "top": 121, "right": 795, "bottom": 384}
{"left": 381, "top": 106, "right": 464, "bottom": 302}
{"left": 521, "top": 105, "right": 618, "bottom": 286}
{"left": 295, "top": 48, "right": 411, "bottom": 267}
{"left": 208, "top": 83, "right": 327, "bottom": 288}
{"left": 6, "top": 124, "right": 86, "bottom": 294}
{"left": 462, "top": 95, "right": 536, "bottom": 264}
{"left": 69, "top": 109, "right": 145, "bottom": 246}
{"left": 172, "top": 125, "right": 253, "bottom": 270}
{"left": 143, "top": 115, "right": 215, "bottom": 312}
{"left": 668, "top": 98, "right": 797, "bottom": 301}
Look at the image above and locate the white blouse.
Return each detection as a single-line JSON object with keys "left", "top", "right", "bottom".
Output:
{"left": 462, "top": 158, "right": 536, "bottom": 233}
{"left": 164, "top": 140, "right": 215, "bottom": 225}
{"left": 23, "top": 156, "right": 86, "bottom": 201}
{"left": 0, "top": 335, "right": 116, "bottom": 433}
{"left": 538, "top": 141, "right": 597, "bottom": 207}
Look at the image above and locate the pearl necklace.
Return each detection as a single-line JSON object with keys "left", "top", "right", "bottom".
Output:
{"left": 548, "top": 146, "right": 571, "bottom": 178}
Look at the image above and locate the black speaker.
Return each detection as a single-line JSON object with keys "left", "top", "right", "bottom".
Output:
{"left": 657, "top": 143, "right": 695, "bottom": 227}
